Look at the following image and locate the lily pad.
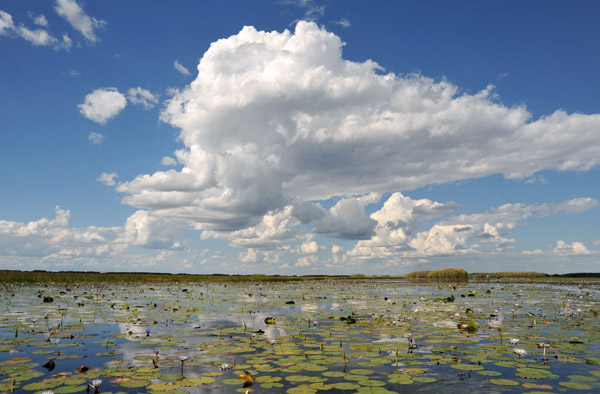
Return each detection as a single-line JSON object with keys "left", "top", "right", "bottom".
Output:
{"left": 119, "top": 379, "right": 151, "bottom": 388}
{"left": 558, "top": 381, "right": 595, "bottom": 390}
{"left": 490, "top": 378, "right": 520, "bottom": 386}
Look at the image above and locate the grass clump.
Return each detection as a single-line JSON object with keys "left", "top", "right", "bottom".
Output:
{"left": 404, "top": 268, "right": 468, "bottom": 281}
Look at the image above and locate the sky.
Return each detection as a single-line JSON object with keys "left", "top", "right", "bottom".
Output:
{"left": 1, "top": 0, "right": 599, "bottom": 275}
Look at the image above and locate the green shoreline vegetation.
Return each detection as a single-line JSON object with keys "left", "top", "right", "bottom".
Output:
{"left": 1, "top": 268, "right": 599, "bottom": 284}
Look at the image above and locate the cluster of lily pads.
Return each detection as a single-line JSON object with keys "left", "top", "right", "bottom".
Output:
{"left": 1, "top": 279, "right": 600, "bottom": 393}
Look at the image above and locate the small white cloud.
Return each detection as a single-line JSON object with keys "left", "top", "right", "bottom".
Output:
{"left": 525, "top": 175, "right": 549, "bottom": 184}
{"left": 97, "top": 172, "right": 118, "bottom": 186}
{"left": 331, "top": 244, "right": 343, "bottom": 255}
{"left": 295, "top": 255, "right": 316, "bottom": 267}
{"left": 88, "top": 131, "right": 105, "bottom": 144}
{"left": 127, "top": 87, "right": 159, "bottom": 109}
{"left": 161, "top": 156, "right": 177, "bottom": 166}
{"left": 335, "top": 18, "right": 350, "bottom": 27}
{"left": 68, "top": 69, "right": 80, "bottom": 77}
{"left": 78, "top": 88, "right": 127, "bottom": 124}
{"left": 54, "top": 0, "right": 106, "bottom": 43}
{"left": 30, "top": 13, "right": 48, "bottom": 27}
{"left": 240, "top": 248, "right": 258, "bottom": 262}
{"left": 173, "top": 60, "right": 191, "bottom": 76}
{"left": 300, "top": 239, "right": 319, "bottom": 254}
{"left": 553, "top": 240, "right": 591, "bottom": 256}
{"left": 521, "top": 249, "right": 544, "bottom": 255}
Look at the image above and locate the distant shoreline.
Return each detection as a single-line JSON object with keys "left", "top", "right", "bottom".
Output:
{"left": 2, "top": 268, "right": 600, "bottom": 283}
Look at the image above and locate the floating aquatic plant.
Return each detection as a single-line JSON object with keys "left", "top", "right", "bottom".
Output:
{"left": 88, "top": 379, "right": 102, "bottom": 393}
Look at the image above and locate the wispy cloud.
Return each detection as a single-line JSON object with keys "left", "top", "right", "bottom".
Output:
{"left": 127, "top": 87, "right": 159, "bottom": 109}
{"left": 88, "top": 131, "right": 105, "bottom": 144}
{"left": 173, "top": 60, "right": 191, "bottom": 76}
{"left": 281, "top": 0, "right": 326, "bottom": 24}
{"left": 54, "top": 0, "right": 106, "bottom": 43}
{"left": 335, "top": 18, "right": 350, "bottom": 28}
{"left": 1, "top": 9, "right": 72, "bottom": 50}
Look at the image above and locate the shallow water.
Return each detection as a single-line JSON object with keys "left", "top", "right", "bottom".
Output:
{"left": 1, "top": 280, "right": 600, "bottom": 393}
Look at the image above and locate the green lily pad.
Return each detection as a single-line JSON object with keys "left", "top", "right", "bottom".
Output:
{"left": 344, "top": 374, "right": 370, "bottom": 381}
{"left": 21, "top": 379, "right": 64, "bottom": 391}
{"left": 158, "top": 374, "right": 184, "bottom": 381}
{"left": 413, "top": 376, "right": 437, "bottom": 383}
{"left": 558, "top": 381, "right": 595, "bottom": 390}
{"left": 119, "top": 379, "right": 151, "bottom": 388}
{"left": 287, "top": 384, "right": 317, "bottom": 394}
{"left": 0, "top": 381, "right": 20, "bottom": 391}
{"left": 285, "top": 374, "right": 312, "bottom": 382}
{"left": 261, "top": 382, "right": 285, "bottom": 388}
{"left": 322, "top": 371, "right": 345, "bottom": 377}
{"left": 387, "top": 374, "right": 413, "bottom": 384}
{"left": 146, "top": 381, "right": 183, "bottom": 391}
{"left": 256, "top": 375, "right": 282, "bottom": 383}
{"left": 478, "top": 370, "right": 502, "bottom": 376}
{"left": 515, "top": 367, "right": 554, "bottom": 379}
{"left": 359, "top": 380, "right": 386, "bottom": 386}
{"left": 350, "top": 368, "right": 374, "bottom": 375}
{"left": 450, "top": 364, "right": 484, "bottom": 371}
{"left": 489, "top": 378, "right": 520, "bottom": 386}
{"left": 331, "top": 382, "right": 361, "bottom": 390}
{"left": 568, "top": 375, "right": 598, "bottom": 382}
{"left": 53, "top": 384, "right": 89, "bottom": 393}
{"left": 222, "top": 378, "right": 245, "bottom": 385}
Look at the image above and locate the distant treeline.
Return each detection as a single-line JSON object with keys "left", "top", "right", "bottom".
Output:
{"left": 1, "top": 269, "right": 599, "bottom": 284}
{"left": 470, "top": 271, "right": 547, "bottom": 279}
{"left": 551, "top": 272, "right": 600, "bottom": 278}
{"left": 0, "top": 270, "right": 402, "bottom": 284}
{"left": 470, "top": 271, "right": 600, "bottom": 279}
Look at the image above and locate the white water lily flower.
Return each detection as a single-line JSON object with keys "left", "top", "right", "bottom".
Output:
{"left": 513, "top": 348, "right": 527, "bottom": 357}
{"left": 509, "top": 338, "right": 519, "bottom": 345}
{"left": 89, "top": 379, "right": 102, "bottom": 391}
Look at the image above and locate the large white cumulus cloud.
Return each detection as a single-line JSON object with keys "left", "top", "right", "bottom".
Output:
{"left": 116, "top": 21, "right": 600, "bottom": 234}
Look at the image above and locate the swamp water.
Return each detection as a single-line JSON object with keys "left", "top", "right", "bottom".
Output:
{"left": 1, "top": 280, "right": 600, "bottom": 394}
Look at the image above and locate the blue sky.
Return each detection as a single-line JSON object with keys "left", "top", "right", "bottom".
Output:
{"left": 1, "top": 0, "right": 599, "bottom": 275}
